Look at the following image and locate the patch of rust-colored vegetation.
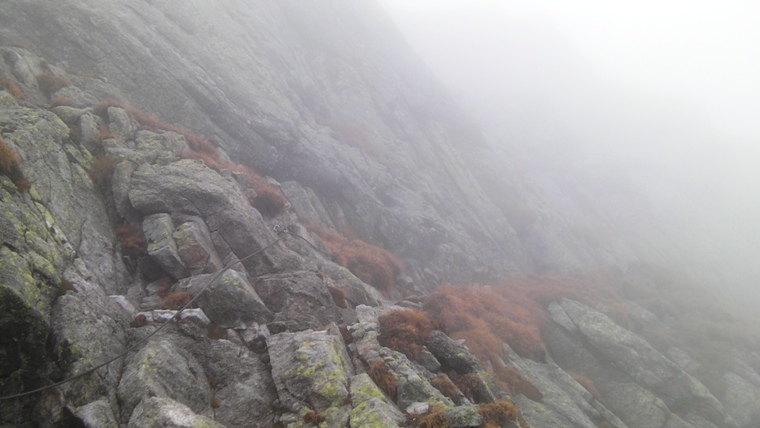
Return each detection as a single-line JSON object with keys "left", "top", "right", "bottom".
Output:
{"left": 377, "top": 309, "right": 433, "bottom": 360}
{"left": 0, "top": 75, "right": 25, "bottom": 99}
{"left": 0, "top": 138, "right": 31, "bottom": 192}
{"left": 306, "top": 224, "right": 403, "bottom": 295}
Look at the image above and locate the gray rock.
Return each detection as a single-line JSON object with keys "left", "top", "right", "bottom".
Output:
{"left": 425, "top": 330, "right": 481, "bottom": 374}
{"left": 106, "top": 107, "right": 136, "bottom": 141}
{"left": 69, "top": 398, "right": 119, "bottom": 428}
{"left": 173, "top": 218, "right": 224, "bottom": 275}
{"left": 199, "top": 340, "right": 277, "bottom": 427}
{"left": 142, "top": 213, "right": 188, "bottom": 279}
{"left": 349, "top": 373, "right": 405, "bottom": 428}
{"left": 281, "top": 181, "right": 335, "bottom": 229}
{"left": 557, "top": 299, "right": 737, "bottom": 428}
{"left": 183, "top": 270, "right": 272, "bottom": 328}
{"left": 267, "top": 329, "right": 353, "bottom": 423}
{"left": 117, "top": 340, "right": 211, "bottom": 422}
{"left": 255, "top": 270, "right": 340, "bottom": 332}
{"left": 127, "top": 397, "right": 222, "bottom": 428}
{"left": 128, "top": 159, "right": 303, "bottom": 275}
{"left": 179, "top": 308, "right": 211, "bottom": 327}
{"left": 722, "top": 372, "right": 760, "bottom": 428}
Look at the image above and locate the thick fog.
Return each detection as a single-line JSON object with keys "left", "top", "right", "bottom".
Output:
{"left": 379, "top": 0, "right": 760, "bottom": 308}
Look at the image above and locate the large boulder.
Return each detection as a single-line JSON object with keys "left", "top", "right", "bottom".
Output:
{"left": 255, "top": 270, "right": 341, "bottom": 332}
{"left": 117, "top": 340, "right": 212, "bottom": 422}
{"left": 267, "top": 329, "right": 354, "bottom": 426}
{"left": 127, "top": 397, "right": 222, "bottom": 428}
{"left": 183, "top": 270, "right": 272, "bottom": 329}
{"left": 128, "top": 159, "right": 303, "bottom": 276}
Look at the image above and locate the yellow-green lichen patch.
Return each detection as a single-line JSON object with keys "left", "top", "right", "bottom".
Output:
{"left": 0, "top": 246, "right": 50, "bottom": 314}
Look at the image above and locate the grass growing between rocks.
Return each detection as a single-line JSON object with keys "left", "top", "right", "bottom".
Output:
{"left": 306, "top": 224, "right": 403, "bottom": 295}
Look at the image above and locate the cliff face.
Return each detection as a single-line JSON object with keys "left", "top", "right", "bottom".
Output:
{"left": 1, "top": 1, "right": 759, "bottom": 428}
{"left": 0, "top": 0, "right": 559, "bottom": 289}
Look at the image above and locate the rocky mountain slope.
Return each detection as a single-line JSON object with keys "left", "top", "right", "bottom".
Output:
{"left": 1, "top": 1, "right": 759, "bottom": 427}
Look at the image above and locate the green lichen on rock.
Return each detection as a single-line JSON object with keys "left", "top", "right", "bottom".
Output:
{"left": 349, "top": 373, "right": 405, "bottom": 428}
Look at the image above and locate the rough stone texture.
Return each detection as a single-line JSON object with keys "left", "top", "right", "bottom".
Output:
{"left": 255, "top": 270, "right": 341, "bottom": 332}
{"left": 281, "top": 181, "right": 336, "bottom": 229}
{"left": 173, "top": 218, "right": 224, "bottom": 275}
{"left": 70, "top": 398, "right": 119, "bottom": 428}
{"left": 722, "top": 372, "right": 760, "bottom": 428}
{"left": 195, "top": 340, "right": 277, "bottom": 427}
{"left": 142, "top": 213, "right": 188, "bottom": 279}
{"left": 127, "top": 397, "right": 223, "bottom": 428}
{"left": 349, "top": 373, "right": 405, "bottom": 428}
{"left": 425, "top": 330, "right": 481, "bottom": 374}
{"left": 267, "top": 329, "right": 353, "bottom": 426}
{"left": 183, "top": 270, "right": 272, "bottom": 329}
{"left": 117, "top": 340, "right": 212, "bottom": 423}
{"left": 0, "top": 0, "right": 551, "bottom": 289}
{"left": 129, "top": 159, "right": 303, "bottom": 275}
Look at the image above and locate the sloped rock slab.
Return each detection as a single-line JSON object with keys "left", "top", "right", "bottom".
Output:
{"left": 183, "top": 270, "right": 272, "bottom": 328}
{"left": 555, "top": 299, "right": 737, "bottom": 428}
{"left": 127, "top": 397, "right": 222, "bottom": 428}
{"left": 256, "top": 270, "right": 340, "bottom": 332}
{"left": 117, "top": 340, "right": 211, "bottom": 422}
{"left": 267, "top": 329, "right": 353, "bottom": 426}
{"left": 349, "top": 373, "right": 405, "bottom": 428}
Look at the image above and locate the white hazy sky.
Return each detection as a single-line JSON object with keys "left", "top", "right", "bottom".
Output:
{"left": 380, "top": 0, "right": 760, "bottom": 140}
{"left": 379, "top": 0, "right": 760, "bottom": 302}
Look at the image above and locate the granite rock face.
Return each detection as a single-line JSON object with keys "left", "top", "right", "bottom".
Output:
{"left": 1, "top": 2, "right": 759, "bottom": 427}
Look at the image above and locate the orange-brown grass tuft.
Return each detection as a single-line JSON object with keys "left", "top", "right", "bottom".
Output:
{"left": 0, "top": 138, "right": 30, "bottom": 192}
{"left": 207, "top": 323, "right": 228, "bottom": 340}
{"left": 88, "top": 156, "right": 118, "bottom": 190}
{"left": 306, "top": 224, "right": 403, "bottom": 295}
{"left": 492, "top": 364, "right": 542, "bottom": 402}
{"left": 303, "top": 410, "right": 326, "bottom": 425}
{"left": 178, "top": 150, "right": 287, "bottom": 216}
{"left": 0, "top": 76, "right": 25, "bottom": 99}
{"left": 416, "top": 406, "right": 449, "bottom": 428}
{"left": 161, "top": 291, "right": 192, "bottom": 310}
{"left": 49, "top": 97, "right": 79, "bottom": 108}
{"left": 97, "top": 124, "right": 117, "bottom": 142}
{"left": 36, "top": 72, "right": 72, "bottom": 96}
{"left": 327, "top": 285, "right": 349, "bottom": 309}
{"left": 430, "top": 373, "right": 461, "bottom": 405}
{"left": 130, "top": 313, "right": 148, "bottom": 328}
{"left": 452, "top": 373, "right": 486, "bottom": 403}
{"left": 568, "top": 372, "right": 601, "bottom": 400}
{"left": 368, "top": 359, "right": 397, "bottom": 399}
{"left": 478, "top": 401, "right": 518, "bottom": 427}
{"left": 210, "top": 397, "right": 221, "bottom": 409}
{"left": 115, "top": 222, "right": 147, "bottom": 257}
{"left": 378, "top": 309, "right": 433, "bottom": 360}
{"left": 424, "top": 284, "right": 548, "bottom": 362}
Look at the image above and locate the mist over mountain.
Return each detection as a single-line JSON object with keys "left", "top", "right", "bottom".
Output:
{"left": 1, "top": 1, "right": 759, "bottom": 427}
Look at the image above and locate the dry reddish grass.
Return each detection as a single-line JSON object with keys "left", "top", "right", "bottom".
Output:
{"left": 430, "top": 374, "right": 460, "bottom": 405}
{"left": 161, "top": 291, "right": 192, "bottom": 310}
{"left": 0, "top": 138, "right": 30, "bottom": 192}
{"left": 478, "top": 401, "right": 518, "bottom": 427}
{"left": 378, "top": 309, "right": 433, "bottom": 360}
{"left": 327, "top": 285, "right": 349, "bottom": 309}
{"left": 36, "top": 72, "right": 72, "bottom": 96}
{"left": 88, "top": 156, "right": 118, "bottom": 190}
{"left": 49, "top": 96, "right": 79, "bottom": 108}
{"left": 306, "top": 224, "right": 403, "bottom": 294}
{"left": 115, "top": 222, "right": 147, "bottom": 257}
{"left": 0, "top": 76, "right": 25, "bottom": 99}
{"left": 368, "top": 359, "right": 397, "bottom": 399}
